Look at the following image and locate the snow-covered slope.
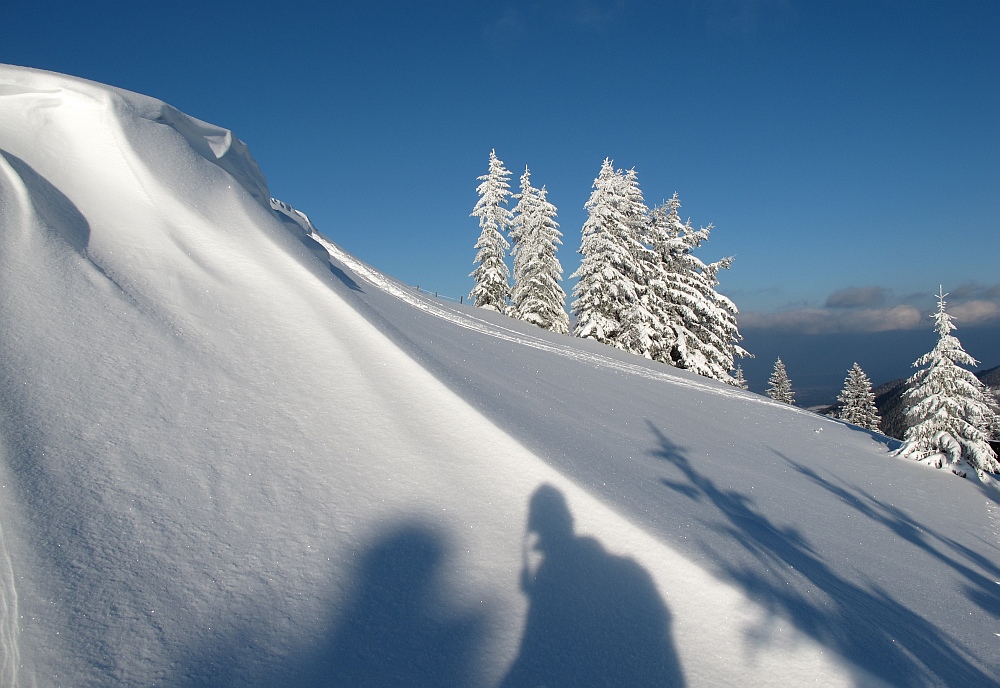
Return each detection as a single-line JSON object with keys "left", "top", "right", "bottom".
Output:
{"left": 1, "top": 64, "right": 997, "bottom": 687}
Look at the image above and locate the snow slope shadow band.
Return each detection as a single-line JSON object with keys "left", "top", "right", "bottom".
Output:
{"left": 0, "top": 519, "right": 19, "bottom": 688}
{"left": 326, "top": 262, "right": 363, "bottom": 293}
{"left": 0, "top": 149, "right": 139, "bottom": 302}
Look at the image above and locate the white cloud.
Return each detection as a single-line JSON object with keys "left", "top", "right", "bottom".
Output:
{"left": 741, "top": 282, "right": 1000, "bottom": 334}
{"left": 741, "top": 305, "right": 923, "bottom": 334}
{"left": 949, "top": 299, "right": 1000, "bottom": 325}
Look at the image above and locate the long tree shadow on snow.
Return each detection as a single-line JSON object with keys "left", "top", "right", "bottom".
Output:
{"left": 648, "top": 421, "right": 998, "bottom": 687}
{"left": 499, "top": 484, "right": 685, "bottom": 688}
{"left": 776, "top": 450, "right": 1000, "bottom": 628}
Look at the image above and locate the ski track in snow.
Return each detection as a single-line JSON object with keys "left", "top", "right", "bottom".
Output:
{"left": 317, "top": 234, "right": 833, "bottom": 419}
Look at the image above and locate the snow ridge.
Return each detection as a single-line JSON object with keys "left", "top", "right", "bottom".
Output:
{"left": 270, "top": 198, "right": 318, "bottom": 235}
{"left": 136, "top": 103, "right": 272, "bottom": 211}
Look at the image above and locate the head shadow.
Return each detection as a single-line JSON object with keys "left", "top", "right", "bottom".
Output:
{"left": 300, "top": 523, "right": 485, "bottom": 687}
{"left": 173, "top": 522, "right": 487, "bottom": 688}
{"left": 500, "top": 483, "right": 685, "bottom": 687}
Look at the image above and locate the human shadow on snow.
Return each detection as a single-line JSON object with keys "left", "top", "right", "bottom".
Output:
{"left": 499, "top": 484, "right": 685, "bottom": 688}
{"left": 314, "top": 487, "right": 685, "bottom": 688}
{"left": 178, "top": 487, "right": 687, "bottom": 687}
{"left": 174, "top": 523, "right": 485, "bottom": 688}
{"left": 648, "top": 421, "right": 999, "bottom": 687}
{"left": 296, "top": 524, "right": 485, "bottom": 687}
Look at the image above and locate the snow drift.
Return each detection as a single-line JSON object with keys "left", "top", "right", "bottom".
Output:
{"left": 0, "top": 64, "right": 998, "bottom": 687}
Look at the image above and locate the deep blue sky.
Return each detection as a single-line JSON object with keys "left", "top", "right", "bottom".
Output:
{"left": 6, "top": 1, "right": 999, "bottom": 401}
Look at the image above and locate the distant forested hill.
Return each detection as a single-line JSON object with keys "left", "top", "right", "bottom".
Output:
{"left": 821, "top": 365, "right": 1000, "bottom": 440}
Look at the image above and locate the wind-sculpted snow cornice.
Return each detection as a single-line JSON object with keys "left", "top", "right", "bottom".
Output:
{"left": 147, "top": 104, "right": 271, "bottom": 210}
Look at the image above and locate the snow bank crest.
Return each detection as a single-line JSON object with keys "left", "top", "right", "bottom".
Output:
{"left": 271, "top": 197, "right": 318, "bottom": 236}
{"left": 0, "top": 64, "right": 271, "bottom": 212}
{"left": 270, "top": 198, "right": 329, "bottom": 260}
{"left": 149, "top": 105, "right": 271, "bottom": 210}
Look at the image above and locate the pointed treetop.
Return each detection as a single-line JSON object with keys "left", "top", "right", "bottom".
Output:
{"left": 931, "top": 285, "right": 958, "bottom": 338}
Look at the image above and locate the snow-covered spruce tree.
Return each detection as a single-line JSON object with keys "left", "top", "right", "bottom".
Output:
{"left": 644, "top": 194, "right": 748, "bottom": 383}
{"left": 896, "top": 288, "right": 1000, "bottom": 477}
{"left": 614, "top": 167, "right": 657, "bottom": 357}
{"left": 509, "top": 167, "right": 569, "bottom": 333}
{"left": 733, "top": 364, "right": 749, "bottom": 390}
{"left": 571, "top": 160, "right": 654, "bottom": 355}
{"left": 767, "top": 358, "right": 795, "bottom": 404}
{"left": 470, "top": 149, "right": 513, "bottom": 311}
{"left": 837, "top": 362, "right": 881, "bottom": 431}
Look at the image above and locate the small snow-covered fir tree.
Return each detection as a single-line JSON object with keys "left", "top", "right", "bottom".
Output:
{"left": 509, "top": 167, "right": 569, "bottom": 334}
{"left": 470, "top": 150, "right": 513, "bottom": 311}
{"left": 767, "top": 358, "right": 794, "bottom": 404}
{"left": 644, "top": 194, "right": 748, "bottom": 383}
{"left": 571, "top": 160, "right": 653, "bottom": 354}
{"left": 897, "top": 288, "right": 1000, "bottom": 477}
{"left": 837, "top": 362, "right": 881, "bottom": 431}
{"left": 733, "top": 365, "right": 749, "bottom": 390}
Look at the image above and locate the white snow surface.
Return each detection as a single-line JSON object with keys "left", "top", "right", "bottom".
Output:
{"left": 1, "top": 64, "right": 998, "bottom": 687}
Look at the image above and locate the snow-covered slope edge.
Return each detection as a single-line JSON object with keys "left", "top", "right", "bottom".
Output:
{"left": 1, "top": 63, "right": 997, "bottom": 687}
